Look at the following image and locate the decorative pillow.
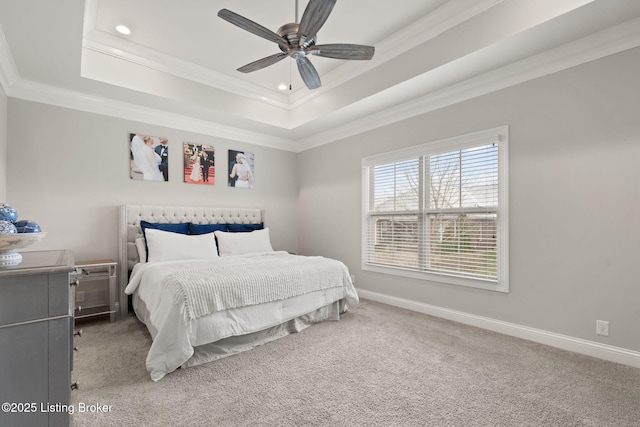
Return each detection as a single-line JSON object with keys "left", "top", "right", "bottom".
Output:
{"left": 140, "top": 220, "right": 190, "bottom": 236}
{"left": 214, "top": 228, "right": 273, "bottom": 256}
{"left": 189, "top": 223, "right": 228, "bottom": 235}
{"left": 227, "top": 223, "right": 264, "bottom": 232}
{"left": 135, "top": 237, "right": 147, "bottom": 263}
{"left": 145, "top": 228, "right": 219, "bottom": 262}
{"left": 140, "top": 221, "right": 190, "bottom": 261}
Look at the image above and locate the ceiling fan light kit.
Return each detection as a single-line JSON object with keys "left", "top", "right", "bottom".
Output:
{"left": 218, "top": 0, "right": 375, "bottom": 90}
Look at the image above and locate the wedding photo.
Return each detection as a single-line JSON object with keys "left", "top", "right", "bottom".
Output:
{"left": 129, "top": 133, "right": 169, "bottom": 182}
{"left": 228, "top": 150, "right": 254, "bottom": 189}
{"left": 184, "top": 143, "right": 215, "bottom": 185}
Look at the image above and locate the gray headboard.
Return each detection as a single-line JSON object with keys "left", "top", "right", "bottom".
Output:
{"left": 117, "top": 204, "right": 264, "bottom": 317}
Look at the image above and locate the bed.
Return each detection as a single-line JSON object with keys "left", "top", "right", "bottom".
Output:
{"left": 118, "top": 205, "right": 358, "bottom": 381}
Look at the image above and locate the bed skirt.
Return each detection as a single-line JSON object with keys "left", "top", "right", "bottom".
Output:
{"left": 132, "top": 293, "right": 345, "bottom": 370}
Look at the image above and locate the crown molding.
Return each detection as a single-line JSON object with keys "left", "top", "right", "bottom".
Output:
{"left": 296, "top": 16, "right": 640, "bottom": 152}
{"left": 3, "top": 14, "right": 639, "bottom": 153}
{"left": 81, "top": 36, "right": 293, "bottom": 111}
{"left": 81, "top": 0, "right": 292, "bottom": 109}
{"left": 0, "top": 25, "right": 18, "bottom": 94}
{"left": 9, "top": 79, "right": 298, "bottom": 152}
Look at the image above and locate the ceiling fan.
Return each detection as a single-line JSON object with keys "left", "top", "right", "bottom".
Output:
{"left": 218, "top": 0, "right": 375, "bottom": 90}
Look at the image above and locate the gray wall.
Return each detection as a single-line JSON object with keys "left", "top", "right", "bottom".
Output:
{"left": 4, "top": 47, "right": 639, "bottom": 356}
{"left": 6, "top": 100, "right": 298, "bottom": 262}
{"left": 0, "top": 85, "right": 6, "bottom": 201}
{"left": 297, "top": 47, "right": 640, "bottom": 352}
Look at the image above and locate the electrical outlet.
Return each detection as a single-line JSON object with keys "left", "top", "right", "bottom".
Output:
{"left": 76, "top": 291, "right": 85, "bottom": 303}
{"left": 596, "top": 320, "right": 609, "bottom": 336}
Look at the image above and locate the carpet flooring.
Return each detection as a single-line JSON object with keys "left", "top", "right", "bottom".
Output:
{"left": 70, "top": 300, "right": 640, "bottom": 426}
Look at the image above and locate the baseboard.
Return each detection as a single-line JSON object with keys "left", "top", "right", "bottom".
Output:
{"left": 356, "top": 288, "right": 640, "bottom": 369}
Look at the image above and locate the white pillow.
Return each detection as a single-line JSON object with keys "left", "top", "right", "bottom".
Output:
{"left": 135, "top": 236, "right": 147, "bottom": 263}
{"left": 214, "top": 228, "right": 274, "bottom": 256}
{"left": 145, "top": 228, "right": 219, "bottom": 262}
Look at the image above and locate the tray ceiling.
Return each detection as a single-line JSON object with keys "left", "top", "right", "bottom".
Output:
{"left": 1, "top": 0, "right": 640, "bottom": 151}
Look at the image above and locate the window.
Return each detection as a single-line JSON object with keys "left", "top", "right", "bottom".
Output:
{"left": 362, "top": 127, "right": 509, "bottom": 292}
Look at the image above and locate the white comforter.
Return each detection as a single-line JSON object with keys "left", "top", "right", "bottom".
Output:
{"left": 125, "top": 251, "right": 358, "bottom": 381}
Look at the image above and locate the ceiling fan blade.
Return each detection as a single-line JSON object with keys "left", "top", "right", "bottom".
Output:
{"left": 237, "top": 53, "right": 288, "bottom": 73}
{"left": 218, "top": 9, "right": 288, "bottom": 47}
{"left": 298, "top": 0, "right": 336, "bottom": 48}
{"left": 308, "top": 44, "right": 375, "bottom": 60}
{"left": 296, "top": 56, "right": 321, "bottom": 90}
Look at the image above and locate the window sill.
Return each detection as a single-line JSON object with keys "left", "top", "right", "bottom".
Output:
{"left": 362, "top": 263, "right": 509, "bottom": 293}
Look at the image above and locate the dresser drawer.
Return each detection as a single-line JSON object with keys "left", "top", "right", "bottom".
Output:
{"left": 0, "top": 316, "right": 71, "bottom": 427}
{"left": 0, "top": 272, "right": 70, "bottom": 326}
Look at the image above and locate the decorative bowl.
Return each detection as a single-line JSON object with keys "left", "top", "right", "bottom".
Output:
{"left": 0, "top": 232, "right": 47, "bottom": 266}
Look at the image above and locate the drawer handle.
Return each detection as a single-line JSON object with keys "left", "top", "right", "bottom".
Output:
{"left": 70, "top": 278, "right": 80, "bottom": 287}
{"left": 74, "top": 329, "right": 83, "bottom": 337}
{"left": 73, "top": 346, "right": 79, "bottom": 352}
{"left": 71, "top": 381, "right": 79, "bottom": 391}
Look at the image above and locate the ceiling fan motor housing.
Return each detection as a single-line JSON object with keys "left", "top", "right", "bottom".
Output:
{"left": 277, "top": 23, "right": 316, "bottom": 56}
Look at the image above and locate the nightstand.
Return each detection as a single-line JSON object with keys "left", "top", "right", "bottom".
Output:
{"left": 72, "top": 260, "right": 117, "bottom": 322}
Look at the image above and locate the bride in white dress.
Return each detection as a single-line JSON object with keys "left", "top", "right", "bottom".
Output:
{"left": 190, "top": 153, "right": 202, "bottom": 182}
{"left": 130, "top": 135, "right": 164, "bottom": 181}
{"left": 229, "top": 152, "right": 254, "bottom": 188}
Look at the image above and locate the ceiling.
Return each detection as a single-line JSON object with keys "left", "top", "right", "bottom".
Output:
{"left": 1, "top": 0, "right": 640, "bottom": 151}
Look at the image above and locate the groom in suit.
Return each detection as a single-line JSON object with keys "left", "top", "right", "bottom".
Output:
{"left": 201, "top": 151, "right": 213, "bottom": 183}
{"left": 155, "top": 138, "right": 169, "bottom": 181}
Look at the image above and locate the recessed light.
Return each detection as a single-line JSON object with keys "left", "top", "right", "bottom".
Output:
{"left": 115, "top": 25, "right": 131, "bottom": 35}
{"left": 277, "top": 84, "right": 288, "bottom": 91}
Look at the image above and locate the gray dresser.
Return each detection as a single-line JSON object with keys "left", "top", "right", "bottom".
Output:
{"left": 0, "top": 250, "right": 75, "bottom": 427}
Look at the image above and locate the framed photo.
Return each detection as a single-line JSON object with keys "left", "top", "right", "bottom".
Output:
{"left": 129, "top": 134, "right": 169, "bottom": 181}
{"left": 184, "top": 143, "right": 215, "bottom": 185}
{"left": 228, "top": 150, "right": 254, "bottom": 189}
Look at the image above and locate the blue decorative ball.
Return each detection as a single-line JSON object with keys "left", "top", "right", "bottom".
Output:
{"left": 14, "top": 220, "right": 41, "bottom": 233}
{"left": 0, "top": 204, "right": 18, "bottom": 223}
{"left": 0, "top": 220, "right": 18, "bottom": 234}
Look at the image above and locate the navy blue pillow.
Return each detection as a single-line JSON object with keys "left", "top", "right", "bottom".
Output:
{"left": 227, "top": 223, "right": 264, "bottom": 232}
{"left": 140, "top": 221, "right": 190, "bottom": 261}
{"left": 189, "top": 223, "right": 228, "bottom": 235}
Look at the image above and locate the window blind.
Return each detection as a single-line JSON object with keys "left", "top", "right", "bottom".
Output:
{"left": 362, "top": 127, "right": 508, "bottom": 291}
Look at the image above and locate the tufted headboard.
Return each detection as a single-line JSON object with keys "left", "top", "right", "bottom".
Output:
{"left": 117, "top": 204, "right": 264, "bottom": 317}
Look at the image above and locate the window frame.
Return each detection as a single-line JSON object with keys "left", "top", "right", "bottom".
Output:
{"left": 361, "top": 126, "right": 509, "bottom": 292}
